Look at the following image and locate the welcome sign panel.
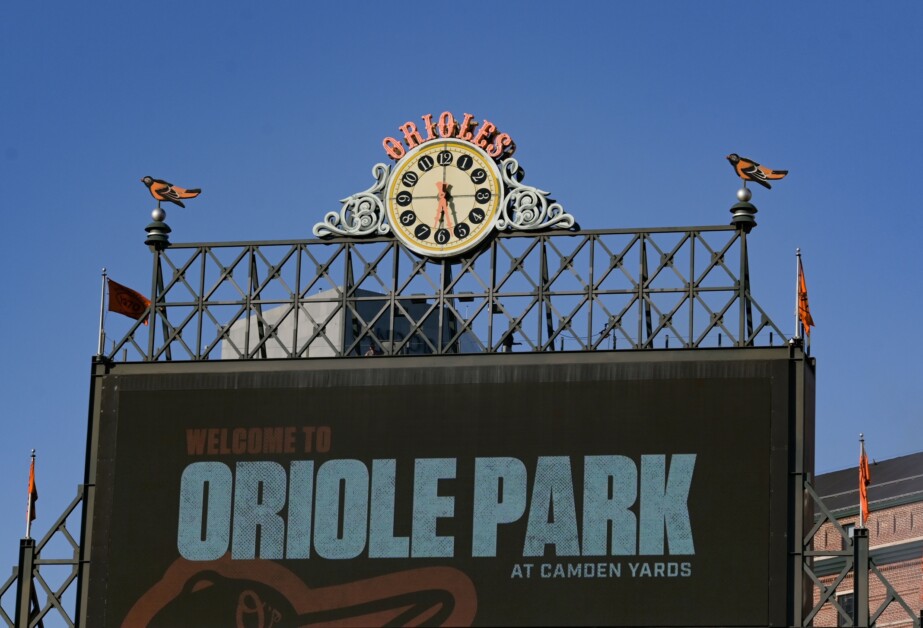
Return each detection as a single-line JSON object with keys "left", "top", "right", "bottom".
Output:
{"left": 88, "top": 353, "right": 791, "bottom": 626}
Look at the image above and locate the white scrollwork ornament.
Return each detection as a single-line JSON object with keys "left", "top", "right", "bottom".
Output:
{"left": 313, "top": 164, "right": 392, "bottom": 237}
{"left": 496, "top": 158, "right": 575, "bottom": 231}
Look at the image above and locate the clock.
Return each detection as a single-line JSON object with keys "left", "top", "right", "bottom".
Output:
{"left": 385, "top": 139, "right": 503, "bottom": 257}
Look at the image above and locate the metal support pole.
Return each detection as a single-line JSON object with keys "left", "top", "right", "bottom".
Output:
{"left": 15, "top": 538, "right": 36, "bottom": 628}
{"left": 853, "top": 527, "right": 869, "bottom": 627}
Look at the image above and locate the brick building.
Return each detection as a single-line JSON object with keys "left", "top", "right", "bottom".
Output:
{"left": 812, "top": 451, "right": 923, "bottom": 626}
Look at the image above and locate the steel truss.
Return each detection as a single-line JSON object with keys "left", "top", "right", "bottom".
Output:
{"left": 0, "top": 486, "right": 84, "bottom": 627}
{"left": 802, "top": 480, "right": 921, "bottom": 627}
{"left": 106, "top": 226, "right": 786, "bottom": 362}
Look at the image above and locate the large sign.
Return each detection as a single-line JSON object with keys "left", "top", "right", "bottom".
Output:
{"left": 87, "top": 350, "right": 803, "bottom": 626}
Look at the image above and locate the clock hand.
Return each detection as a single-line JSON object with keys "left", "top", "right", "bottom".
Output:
{"left": 433, "top": 181, "right": 452, "bottom": 229}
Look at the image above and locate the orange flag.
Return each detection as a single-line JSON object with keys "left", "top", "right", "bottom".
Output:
{"left": 797, "top": 256, "right": 815, "bottom": 334}
{"left": 108, "top": 278, "right": 150, "bottom": 325}
{"left": 27, "top": 456, "right": 37, "bottom": 523}
{"left": 859, "top": 440, "right": 871, "bottom": 525}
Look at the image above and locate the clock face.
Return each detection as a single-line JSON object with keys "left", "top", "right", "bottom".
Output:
{"left": 386, "top": 139, "right": 503, "bottom": 257}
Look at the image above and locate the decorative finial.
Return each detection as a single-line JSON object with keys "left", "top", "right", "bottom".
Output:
{"left": 736, "top": 186, "right": 752, "bottom": 202}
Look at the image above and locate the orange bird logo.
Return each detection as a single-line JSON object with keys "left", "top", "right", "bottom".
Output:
{"left": 726, "top": 154, "right": 788, "bottom": 189}
{"left": 141, "top": 176, "right": 202, "bottom": 208}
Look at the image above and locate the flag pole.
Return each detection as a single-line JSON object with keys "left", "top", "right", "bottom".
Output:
{"left": 25, "top": 450, "right": 35, "bottom": 539}
{"left": 794, "top": 249, "right": 801, "bottom": 340}
{"left": 98, "top": 267, "right": 108, "bottom": 356}
{"left": 859, "top": 433, "right": 866, "bottom": 529}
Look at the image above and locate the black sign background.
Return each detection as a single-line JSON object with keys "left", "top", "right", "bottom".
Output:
{"left": 87, "top": 352, "right": 801, "bottom": 626}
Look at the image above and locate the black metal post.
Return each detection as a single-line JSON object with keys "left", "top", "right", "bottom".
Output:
{"left": 15, "top": 538, "right": 36, "bottom": 628}
{"left": 853, "top": 527, "right": 869, "bottom": 627}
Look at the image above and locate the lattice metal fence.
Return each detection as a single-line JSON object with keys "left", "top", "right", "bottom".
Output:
{"left": 802, "top": 480, "right": 921, "bottom": 627}
{"left": 0, "top": 486, "right": 84, "bottom": 627}
{"left": 104, "top": 226, "right": 786, "bottom": 362}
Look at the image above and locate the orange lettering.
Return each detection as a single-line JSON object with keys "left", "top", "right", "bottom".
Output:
{"left": 456, "top": 113, "right": 476, "bottom": 141}
{"left": 473, "top": 120, "right": 496, "bottom": 149}
{"left": 207, "top": 428, "right": 220, "bottom": 455}
{"left": 186, "top": 429, "right": 207, "bottom": 455}
{"left": 316, "top": 426, "right": 332, "bottom": 453}
{"left": 420, "top": 114, "right": 437, "bottom": 141}
{"left": 399, "top": 122, "right": 424, "bottom": 149}
{"left": 438, "top": 111, "right": 457, "bottom": 138}
{"left": 284, "top": 427, "right": 297, "bottom": 453}
{"left": 233, "top": 428, "right": 247, "bottom": 454}
{"left": 383, "top": 137, "right": 405, "bottom": 160}
{"left": 219, "top": 429, "right": 231, "bottom": 455}
{"left": 487, "top": 133, "right": 514, "bottom": 158}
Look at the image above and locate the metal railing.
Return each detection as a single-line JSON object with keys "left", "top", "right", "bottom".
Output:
{"left": 0, "top": 486, "right": 84, "bottom": 627}
{"left": 105, "top": 226, "right": 786, "bottom": 362}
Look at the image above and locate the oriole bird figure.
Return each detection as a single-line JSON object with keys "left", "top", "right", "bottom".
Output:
{"left": 726, "top": 154, "right": 788, "bottom": 189}
{"left": 141, "top": 176, "right": 202, "bottom": 208}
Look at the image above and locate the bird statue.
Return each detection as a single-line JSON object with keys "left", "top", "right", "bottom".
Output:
{"left": 141, "top": 176, "right": 202, "bottom": 208}
{"left": 726, "top": 154, "right": 788, "bottom": 189}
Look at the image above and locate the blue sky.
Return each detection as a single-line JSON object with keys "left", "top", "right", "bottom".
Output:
{"left": 1, "top": 1, "right": 921, "bottom": 588}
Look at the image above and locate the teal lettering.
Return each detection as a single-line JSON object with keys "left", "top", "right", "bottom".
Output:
{"left": 582, "top": 455, "right": 638, "bottom": 555}
{"left": 285, "top": 461, "right": 314, "bottom": 558}
{"left": 177, "top": 462, "right": 232, "bottom": 560}
{"left": 472, "top": 457, "right": 527, "bottom": 557}
{"left": 314, "top": 460, "right": 369, "bottom": 559}
{"left": 639, "top": 454, "right": 695, "bottom": 555}
{"left": 411, "top": 458, "right": 455, "bottom": 557}
{"left": 369, "top": 459, "right": 410, "bottom": 558}
{"left": 523, "top": 456, "right": 580, "bottom": 556}
{"left": 232, "top": 461, "right": 287, "bottom": 559}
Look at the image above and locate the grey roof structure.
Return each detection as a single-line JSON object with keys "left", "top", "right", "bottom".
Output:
{"left": 815, "top": 450, "right": 923, "bottom": 515}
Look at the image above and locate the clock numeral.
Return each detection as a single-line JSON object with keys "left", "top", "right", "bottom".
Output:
{"left": 401, "top": 171, "right": 419, "bottom": 187}
{"left": 470, "top": 168, "right": 487, "bottom": 184}
{"left": 400, "top": 210, "right": 417, "bottom": 226}
{"left": 456, "top": 155, "right": 473, "bottom": 171}
{"left": 453, "top": 223, "right": 470, "bottom": 239}
{"left": 418, "top": 155, "right": 435, "bottom": 172}
{"left": 468, "top": 208, "right": 486, "bottom": 224}
{"left": 414, "top": 224, "right": 432, "bottom": 240}
{"left": 396, "top": 191, "right": 413, "bottom": 207}
{"left": 475, "top": 188, "right": 492, "bottom": 203}
{"left": 437, "top": 151, "right": 453, "bottom": 166}
{"left": 434, "top": 228, "right": 451, "bottom": 245}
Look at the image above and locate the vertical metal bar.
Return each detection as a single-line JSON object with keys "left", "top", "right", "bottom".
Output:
{"left": 587, "top": 234, "right": 595, "bottom": 351}
{"left": 76, "top": 357, "right": 107, "bottom": 626}
{"left": 97, "top": 268, "right": 107, "bottom": 356}
{"left": 157, "top": 263, "right": 172, "bottom": 361}
{"left": 243, "top": 246, "right": 252, "bottom": 357}
{"left": 688, "top": 233, "right": 695, "bottom": 348}
{"left": 389, "top": 242, "right": 398, "bottom": 355}
{"left": 791, "top": 346, "right": 806, "bottom": 626}
{"left": 539, "top": 237, "right": 547, "bottom": 350}
{"left": 488, "top": 239, "right": 497, "bottom": 351}
{"left": 293, "top": 244, "right": 303, "bottom": 357}
{"left": 795, "top": 249, "right": 801, "bottom": 340}
{"left": 738, "top": 230, "right": 747, "bottom": 346}
{"left": 853, "top": 527, "right": 869, "bottom": 627}
{"left": 15, "top": 538, "right": 36, "bottom": 628}
{"left": 195, "top": 248, "right": 206, "bottom": 360}
{"left": 147, "top": 248, "right": 160, "bottom": 361}
{"left": 437, "top": 259, "right": 445, "bottom": 354}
